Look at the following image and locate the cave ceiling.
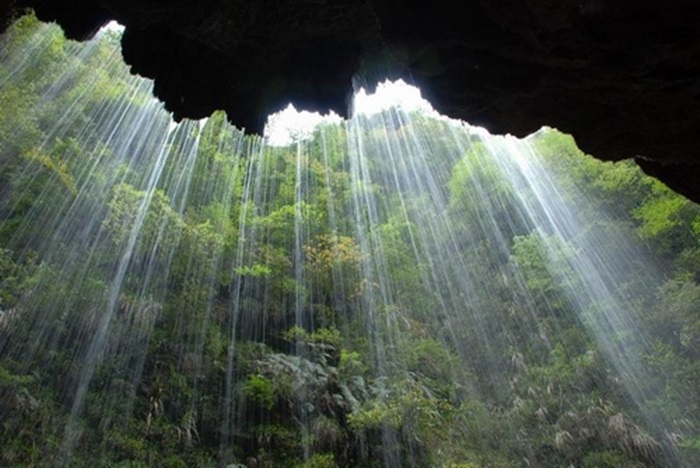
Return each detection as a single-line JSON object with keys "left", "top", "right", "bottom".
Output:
{"left": 5, "top": 0, "right": 700, "bottom": 202}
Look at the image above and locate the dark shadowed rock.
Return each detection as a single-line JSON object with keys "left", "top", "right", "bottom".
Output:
{"left": 4, "top": 0, "right": 700, "bottom": 201}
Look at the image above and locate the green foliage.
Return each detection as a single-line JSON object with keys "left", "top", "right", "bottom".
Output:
{"left": 511, "top": 231, "right": 578, "bottom": 314}
{"left": 0, "top": 16, "right": 698, "bottom": 467}
{"left": 244, "top": 374, "right": 275, "bottom": 409}
{"left": 0, "top": 248, "right": 35, "bottom": 308}
{"left": 103, "top": 183, "right": 185, "bottom": 249}
{"left": 401, "top": 338, "right": 455, "bottom": 380}
{"left": 23, "top": 147, "right": 77, "bottom": 195}
{"left": 297, "top": 452, "right": 338, "bottom": 468}
{"left": 285, "top": 325, "right": 342, "bottom": 348}
{"left": 636, "top": 182, "right": 690, "bottom": 238}
{"left": 234, "top": 263, "right": 272, "bottom": 277}
{"left": 634, "top": 179, "right": 700, "bottom": 256}
{"left": 338, "top": 350, "right": 367, "bottom": 378}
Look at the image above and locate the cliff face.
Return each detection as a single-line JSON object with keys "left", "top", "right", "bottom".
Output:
{"left": 5, "top": 0, "right": 700, "bottom": 201}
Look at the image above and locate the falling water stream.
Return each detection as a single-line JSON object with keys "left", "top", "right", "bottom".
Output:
{"left": 0, "top": 15, "right": 698, "bottom": 467}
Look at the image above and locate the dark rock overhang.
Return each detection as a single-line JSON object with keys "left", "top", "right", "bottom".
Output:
{"left": 4, "top": 0, "right": 700, "bottom": 202}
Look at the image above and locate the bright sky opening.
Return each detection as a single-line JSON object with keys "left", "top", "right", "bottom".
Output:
{"left": 264, "top": 79, "right": 435, "bottom": 146}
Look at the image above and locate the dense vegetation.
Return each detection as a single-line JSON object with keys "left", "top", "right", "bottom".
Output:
{"left": 1, "top": 15, "right": 699, "bottom": 467}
